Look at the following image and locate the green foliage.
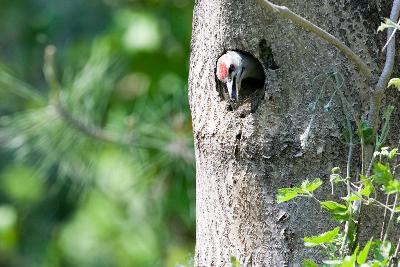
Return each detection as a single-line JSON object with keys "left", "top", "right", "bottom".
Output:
{"left": 304, "top": 259, "right": 319, "bottom": 267}
{"left": 304, "top": 227, "right": 340, "bottom": 247}
{"left": 277, "top": 178, "right": 322, "bottom": 203}
{"left": 280, "top": 145, "right": 400, "bottom": 266}
{"left": 320, "top": 201, "right": 349, "bottom": 221}
{"left": 0, "top": 1, "right": 195, "bottom": 266}
{"left": 357, "top": 239, "right": 373, "bottom": 265}
{"left": 230, "top": 256, "right": 241, "bottom": 267}
{"left": 388, "top": 78, "right": 400, "bottom": 90}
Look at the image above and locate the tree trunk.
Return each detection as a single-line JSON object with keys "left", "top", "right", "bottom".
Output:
{"left": 188, "top": 0, "right": 395, "bottom": 265}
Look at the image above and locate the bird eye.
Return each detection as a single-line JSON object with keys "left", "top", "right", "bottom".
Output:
{"left": 228, "top": 64, "right": 235, "bottom": 74}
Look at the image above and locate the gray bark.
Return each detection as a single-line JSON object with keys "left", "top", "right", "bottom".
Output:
{"left": 188, "top": 0, "right": 396, "bottom": 266}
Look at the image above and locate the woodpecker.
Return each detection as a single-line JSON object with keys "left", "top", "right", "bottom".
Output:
{"left": 216, "top": 51, "right": 264, "bottom": 101}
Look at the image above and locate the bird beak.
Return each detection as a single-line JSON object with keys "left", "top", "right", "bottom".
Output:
{"left": 227, "top": 75, "right": 240, "bottom": 101}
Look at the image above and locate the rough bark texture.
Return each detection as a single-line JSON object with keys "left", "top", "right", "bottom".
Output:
{"left": 189, "top": 0, "right": 397, "bottom": 266}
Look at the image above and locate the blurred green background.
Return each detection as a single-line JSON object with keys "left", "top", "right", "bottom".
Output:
{"left": 0, "top": 0, "right": 195, "bottom": 266}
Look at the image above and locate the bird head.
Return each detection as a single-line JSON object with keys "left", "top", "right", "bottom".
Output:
{"left": 216, "top": 51, "right": 245, "bottom": 101}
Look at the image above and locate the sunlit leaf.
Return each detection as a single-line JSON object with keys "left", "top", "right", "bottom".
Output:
{"left": 385, "top": 179, "right": 400, "bottom": 195}
{"left": 372, "top": 163, "right": 393, "bottom": 185}
{"left": 388, "top": 148, "right": 398, "bottom": 159}
{"left": 320, "top": 201, "right": 349, "bottom": 221}
{"left": 361, "top": 175, "right": 375, "bottom": 197}
{"left": 304, "top": 227, "right": 340, "bottom": 247}
{"left": 303, "top": 259, "right": 319, "bottom": 267}
{"left": 230, "top": 256, "right": 240, "bottom": 267}
{"left": 276, "top": 188, "right": 300, "bottom": 203}
{"left": 357, "top": 238, "right": 373, "bottom": 264}
{"left": 331, "top": 167, "right": 341, "bottom": 174}
{"left": 322, "top": 259, "right": 342, "bottom": 265}
{"left": 303, "top": 178, "right": 323, "bottom": 192}
{"left": 388, "top": 78, "right": 400, "bottom": 90}
{"left": 276, "top": 178, "right": 322, "bottom": 203}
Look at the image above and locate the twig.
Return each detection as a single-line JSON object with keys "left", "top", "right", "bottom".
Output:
{"left": 393, "top": 238, "right": 400, "bottom": 265}
{"left": 53, "top": 102, "right": 134, "bottom": 145}
{"left": 368, "top": 0, "right": 400, "bottom": 133}
{"left": 43, "top": 45, "right": 136, "bottom": 147}
{"left": 340, "top": 96, "right": 354, "bottom": 255}
{"left": 383, "top": 193, "right": 398, "bottom": 242}
{"left": 256, "top": 0, "right": 373, "bottom": 80}
{"left": 381, "top": 194, "right": 391, "bottom": 240}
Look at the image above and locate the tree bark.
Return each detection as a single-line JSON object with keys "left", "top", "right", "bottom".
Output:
{"left": 189, "top": 0, "right": 396, "bottom": 265}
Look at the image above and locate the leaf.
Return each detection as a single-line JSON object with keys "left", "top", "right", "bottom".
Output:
{"left": 277, "top": 178, "right": 322, "bottom": 203}
{"left": 322, "top": 259, "right": 343, "bottom": 265}
{"left": 373, "top": 163, "right": 393, "bottom": 185}
{"left": 302, "top": 178, "right": 323, "bottom": 193}
{"left": 378, "top": 18, "right": 400, "bottom": 32}
{"left": 342, "top": 194, "right": 362, "bottom": 202}
{"left": 230, "top": 256, "right": 240, "bottom": 267}
{"left": 389, "top": 148, "right": 398, "bottom": 159}
{"left": 358, "top": 121, "right": 374, "bottom": 144}
{"left": 304, "top": 227, "right": 340, "bottom": 247}
{"left": 331, "top": 167, "right": 341, "bottom": 174}
{"left": 320, "top": 201, "right": 349, "bottom": 221}
{"left": 341, "top": 246, "right": 359, "bottom": 267}
{"left": 388, "top": 78, "right": 400, "bottom": 90}
{"left": 372, "top": 240, "right": 394, "bottom": 264}
{"left": 276, "top": 188, "right": 300, "bottom": 203}
{"left": 303, "top": 259, "right": 319, "bottom": 267}
{"left": 330, "top": 174, "right": 342, "bottom": 185}
{"left": 360, "top": 175, "right": 375, "bottom": 197}
{"left": 357, "top": 238, "right": 373, "bottom": 264}
{"left": 384, "top": 179, "right": 400, "bottom": 195}
{"left": 321, "top": 201, "right": 347, "bottom": 210}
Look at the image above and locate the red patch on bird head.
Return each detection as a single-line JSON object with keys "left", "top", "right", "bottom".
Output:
{"left": 217, "top": 62, "right": 228, "bottom": 81}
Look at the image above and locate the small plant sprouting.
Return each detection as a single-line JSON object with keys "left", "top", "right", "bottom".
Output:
{"left": 278, "top": 145, "right": 400, "bottom": 266}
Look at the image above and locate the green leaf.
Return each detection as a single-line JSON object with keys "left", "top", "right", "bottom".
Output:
{"left": 341, "top": 194, "right": 362, "bottom": 202}
{"left": 320, "top": 201, "right": 349, "bottom": 221}
{"left": 388, "top": 78, "right": 400, "bottom": 89}
{"left": 331, "top": 167, "right": 341, "bottom": 174}
{"left": 372, "top": 240, "right": 394, "bottom": 264}
{"left": 303, "top": 259, "right": 319, "bottom": 267}
{"left": 358, "top": 121, "right": 374, "bottom": 144}
{"left": 360, "top": 175, "right": 375, "bottom": 197}
{"left": 304, "top": 227, "right": 340, "bottom": 247}
{"left": 277, "top": 178, "right": 322, "bottom": 203}
{"left": 302, "top": 178, "right": 323, "bottom": 193}
{"left": 321, "top": 201, "right": 347, "bottom": 210}
{"left": 384, "top": 179, "right": 400, "bottom": 195}
{"left": 322, "top": 260, "right": 342, "bottom": 265}
{"left": 230, "top": 256, "right": 240, "bottom": 267}
{"left": 388, "top": 148, "right": 398, "bottom": 159}
{"left": 341, "top": 246, "right": 359, "bottom": 267}
{"left": 330, "top": 174, "right": 342, "bottom": 185}
{"left": 276, "top": 188, "right": 300, "bottom": 203}
{"left": 373, "top": 163, "right": 393, "bottom": 185}
{"left": 357, "top": 238, "right": 373, "bottom": 264}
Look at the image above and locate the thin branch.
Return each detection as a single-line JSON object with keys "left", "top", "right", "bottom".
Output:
{"left": 43, "top": 45, "right": 136, "bottom": 147}
{"left": 368, "top": 0, "right": 400, "bottom": 133}
{"left": 383, "top": 193, "right": 398, "bottom": 242}
{"left": 256, "top": 0, "right": 373, "bottom": 80}
{"left": 340, "top": 94, "right": 354, "bottom": 255}
{"left": 53, "top": 101, "right": 134, "bottom": 145}
{"left": 380, "top": 194, "right": 391, "bottom": 240}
